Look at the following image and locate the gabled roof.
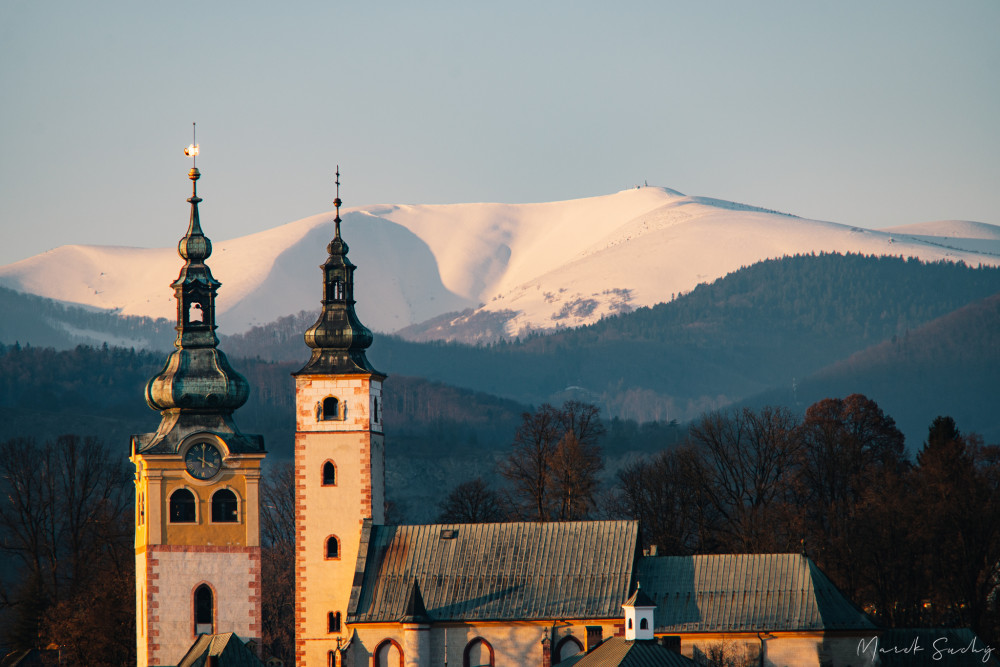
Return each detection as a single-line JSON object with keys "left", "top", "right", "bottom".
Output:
{"left": 560, "top": 638, "right": 699, "bottom": 667}
{"left": 636, "top": 553, "right": 876, "bottom": 633}
{"left": 176, "top": 633, "right": 264, "bottom": 667}
{"left": 348, "top": 520, "right": 639, "bottom": 623}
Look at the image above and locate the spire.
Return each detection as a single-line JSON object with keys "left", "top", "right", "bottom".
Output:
{"left": 296, "top": 168, "right": 383, "bottom": 377}
{"left": 134, "top": 135, "right": 260, "bottom": 455}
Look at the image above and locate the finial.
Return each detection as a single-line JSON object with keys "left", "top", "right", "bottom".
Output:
{"left": 184, "top": 122, "right": 201, "bottom": 198}
{"left": 333, "top": 166, "right": 342, "bottom": 239}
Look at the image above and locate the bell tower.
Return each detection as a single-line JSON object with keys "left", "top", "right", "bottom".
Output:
{"left": 131, "top": 139, "right": 266, "bottom": 667}
{"left": 294, "top": 169, "right": 386, "bottom": 667}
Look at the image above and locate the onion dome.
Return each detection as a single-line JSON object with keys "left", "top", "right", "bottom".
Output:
{"left": 133, "top": 157, "right": 261, "bottom": 455}
{"left": 296, "top": 168, "right": 384, "bottom": 377}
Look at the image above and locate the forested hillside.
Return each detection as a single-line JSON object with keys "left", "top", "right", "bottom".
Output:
{"left": 223, "top": 253, "right": 1000, "bottom": 425}
{"left": 0, "top": 285, "right": 174, "bottom": 350}
{"left": 749, "top": 293, "right": 1000, "bottom": 443}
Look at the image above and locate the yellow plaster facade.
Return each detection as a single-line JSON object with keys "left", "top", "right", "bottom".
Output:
{"left": 132, "top": 436, "right": 264, "bottom": 666}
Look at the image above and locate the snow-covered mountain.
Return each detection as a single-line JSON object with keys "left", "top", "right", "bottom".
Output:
{"left": 2, "top": 187, "right": 998, "bottom": 342}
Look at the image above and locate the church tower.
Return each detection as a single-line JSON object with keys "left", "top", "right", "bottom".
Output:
{"left": 294, "top": 170, "right": 386, "bottom": 667}
{"left": 131, "top": 149, "right": 266, "bottom": 667}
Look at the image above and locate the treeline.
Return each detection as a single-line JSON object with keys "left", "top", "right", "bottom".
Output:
{"left": 438, "top": 397, "right": 1000, "bottom": 645}
{"left": 0, "top": 436, "right": 135, "bottom": 665}
{"left": 6, "top": 254, "right": 1000, "bottom": 429}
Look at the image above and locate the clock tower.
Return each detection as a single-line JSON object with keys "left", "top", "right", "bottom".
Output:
{"left": 131, "top": 155, "right": 266, "bottom": 667}
{"left": 294, "top": 170, "right": 386, "bottom": 667}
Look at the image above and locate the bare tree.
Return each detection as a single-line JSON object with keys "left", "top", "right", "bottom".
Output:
{"left": 260, "top": 462, "right": 295, "bottom": 665}
{"left": 688, "top": 406, "right": 800, "bottom": 552}
{"left": 0, "top": 435, "right": 133, "bottom": 661}
{"left": 608, "top": 445, "right": 707, "bottom": 555}
{"left": 500, "top": 402, "right": 605, "bottom": 521}
{"left": 436, "top": 477, "right": 507, "bottom": 523}
{"left": 499, "top": 404, "right": 561, "bottom": 520}
{"left": 795, "top": 394, "right": 907, "bottom": 604}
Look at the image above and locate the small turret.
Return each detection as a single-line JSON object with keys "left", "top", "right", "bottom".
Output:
{"left": 623, "top": 582, "right": 656, "bottom": 641}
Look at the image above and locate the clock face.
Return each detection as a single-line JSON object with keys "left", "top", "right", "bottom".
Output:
{"left": 185, "top": 442, "right": 223, "bottom": 480}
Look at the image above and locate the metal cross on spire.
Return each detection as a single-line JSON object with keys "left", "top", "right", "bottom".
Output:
{"left": 333, "top": 166, "right": 342, "bottom": 238}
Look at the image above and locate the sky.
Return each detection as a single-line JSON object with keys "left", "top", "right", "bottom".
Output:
{"left": 1, "top": 1, "right": 998, "bottom": 267}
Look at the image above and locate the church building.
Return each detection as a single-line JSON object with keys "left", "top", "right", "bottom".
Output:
{"left": 132, "top": 162, "right": 880, "bottom": 667}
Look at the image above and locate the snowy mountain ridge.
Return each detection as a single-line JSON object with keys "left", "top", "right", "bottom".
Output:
{"left": 2, "top": 186, "right": 998, "bottom": 343}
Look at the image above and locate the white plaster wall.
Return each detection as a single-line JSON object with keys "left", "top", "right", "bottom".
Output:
{"left": 348, "top": 621, "right": 617, "bottom": 667}
{"left": 148, "top": 549, "right": 257, "bottom": 666}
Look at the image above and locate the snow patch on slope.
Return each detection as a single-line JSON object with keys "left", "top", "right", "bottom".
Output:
{"left": 2, "top": 188, "right": 999, "bottom": 341}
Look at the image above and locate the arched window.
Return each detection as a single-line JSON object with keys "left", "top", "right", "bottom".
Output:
{"left": 328, "top": 651, "right": 336, "bottom": 667}
{"left": 326, "top": 536, "right": 340, "bottom": 560}
{"left": 463, "top": 637, "right": 495, "bottom": 667}
{"left": 373, "top": 397, "right": 379, "bottom": 423}
{"left": 169, "top": 488, "right": 196, "bottom": 523}
{"left": 327, "top": 611, "right": 341, "bottom": 633}
{"left": 554, "top": 636, "right": 583, "bottom": 664}
{"left": 640, "top": 617, "right": 648, "bottom": 630}
{"left": 194, "top": 584, "right": 214, "bottom": 635}
{"left": 211, "top": 488, "right": 239, "bottom": 523}
{"left": 374, "top": 639, "right": 403, "bottom": 667}
{"left": 627, "top": 618, "right": 633, "bottom": 629}
{"left": 323, "top": 461, "right": 337, "bottom": 486}
{"left": 322, "top": 397, "right": 340, "bottom": 421}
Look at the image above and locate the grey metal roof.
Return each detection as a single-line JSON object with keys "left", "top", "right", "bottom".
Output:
{"left": 560, "top": 638, "right": 699, "bottom": 667}
{"left": 347, "top": 520, "right": 639, "bottom": 623}
{"left": 636, "top": 553, "right": 877, "bottom": 633}
{"left": 175, "top": 633, "right": 264, "bottom": 667}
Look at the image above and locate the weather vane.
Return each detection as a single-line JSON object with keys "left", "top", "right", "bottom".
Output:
{"left": 184, "top": 122, "right": 199, "bottom": 168}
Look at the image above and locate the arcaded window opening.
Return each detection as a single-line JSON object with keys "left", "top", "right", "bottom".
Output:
{"left": 323, "top": 461, "right": 337, "bottom": 486}
{"left": 554, "top": 636, "right": 584, "bottom": 664}
{"left": 211, "top": 488, "right": 239, "bottom": 523}
{"left": 169, "top": 488, "right": 197, "bottom": 523}
{"left": 328, "top": 611, "right": 341, "bottom": 633}
{"left": 194, "top": 583, "right": 214, "bottom": 635}
{"left": 322, "top": 396, "right": 343, "bottom": 421}
{"left": 463, "top": 637, "right": 495, "bottom": 667}
{"left": 374, "top": 639, "right": 404, "bottom": 667}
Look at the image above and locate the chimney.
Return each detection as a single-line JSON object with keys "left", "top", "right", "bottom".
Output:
{"left": 649, "top": 544, "right": 658, "bottom": 557}
{"left": 586, "top": 626, "right": 603, "bottom": 653}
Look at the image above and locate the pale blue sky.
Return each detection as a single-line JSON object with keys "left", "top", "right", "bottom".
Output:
{"left": 1, "top": 1, "right": 997, "bottom": 266}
